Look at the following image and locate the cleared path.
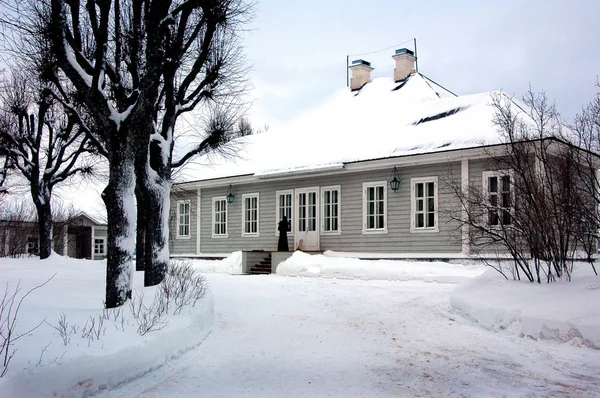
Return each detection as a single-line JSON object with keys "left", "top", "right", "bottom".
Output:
{"left": 95, "top": 274, "right": 600, "bottom": 397}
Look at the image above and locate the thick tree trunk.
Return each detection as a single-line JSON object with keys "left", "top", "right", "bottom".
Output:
{"left": 136, "top": 169, "right": 169, "bottom": 287}
{"left": 133, "top": 119, "right": 169, "bottom": 286}
{"left": 134, "top": 185, "right": 147, "bottom": 272}
{"left": 102, "top": 152, "right": 136, "bottom": 308}
{"left": 36, "top": 199, "right": 53, "bottom": 259}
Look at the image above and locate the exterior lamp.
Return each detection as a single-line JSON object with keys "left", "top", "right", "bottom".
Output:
{"left": 226, "top": 184, "right": 235, "bottom": 204}
{"left": 389, "top": 166, "right": 401, "bottom": 192}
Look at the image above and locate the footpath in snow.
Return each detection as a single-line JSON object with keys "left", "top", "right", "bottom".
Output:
{"left": 0, "top": 251, "right": 599, "bottom": 397}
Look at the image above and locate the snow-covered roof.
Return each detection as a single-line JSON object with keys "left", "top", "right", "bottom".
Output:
{"left": 175, "top": 73, "right": 502, "bottom": 183}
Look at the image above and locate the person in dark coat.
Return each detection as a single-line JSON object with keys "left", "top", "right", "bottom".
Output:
{"left": 278, "top": 215, "right": 289, "bottom": 251}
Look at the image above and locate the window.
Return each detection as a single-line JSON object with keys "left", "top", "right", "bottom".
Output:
{"left": 212, "top": 197, "right": 228, "bottom": 237}
{"left": 411, "top": 177, "right": 439, "bottom": 232}
{"left": 321, "top": 186, "right": 341, "bottom": 234}
{"left": 362, "top": 182, "right": 387, "bottom": 233}
{"left": 276, "top": 190, "right": 293, "bottom": 234}
{"left": 242, "top": 193, "right": 260, "bottom": 236}
{"left": 27, "top": 237, "right": 38, "bottom": 255}
{"left": 94, "top": 238, "right": 106, "bottom": 255}
{"left": 177, "top": 200, "right": 191, "bottom": 238}
{"left": 483, "top": 171, "right": 512, "bottom": 226}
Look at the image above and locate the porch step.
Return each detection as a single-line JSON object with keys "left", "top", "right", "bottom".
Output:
{"left": 248, "top": 253, "right": 272, "bottom": 275}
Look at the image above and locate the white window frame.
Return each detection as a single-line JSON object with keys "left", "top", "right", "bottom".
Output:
{"left": 242, "top": 193, "right": 260, "bottom": 237}
{"left": 362, "top": 181, "right": 388, "bottom": 234}
{"left": 94, "top": 237, "right": 106, "bottom": 256}
{"left": 482, "top": 170, "right": 514, "bottom": 227}
{"left": 410, "top": 176, "right": 439, "bottom": 233}
{"left": 321, "top": 185, "right": 341, "bottom": 235}
{"left": 212, "top": 196, "right": 229, "bottom": 238}
{"left": 176, "top": 200, "right": 191, "bottom": 239}
{"left": 275, "top": 189, "right": 294, "bottom": 236}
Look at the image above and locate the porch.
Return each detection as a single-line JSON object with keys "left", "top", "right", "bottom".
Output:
{"left": 242, "top": 251, "right": 323, "bottom": 275}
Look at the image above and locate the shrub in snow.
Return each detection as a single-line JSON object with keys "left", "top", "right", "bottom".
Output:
{"left": 130, "top": 260, "right": 208, "bottom": 335}
{"left": 160, "top": 260, "right": 208, "bottom": 314}
{"left": 1, "top": 276, "right": 54, "bottom": 377}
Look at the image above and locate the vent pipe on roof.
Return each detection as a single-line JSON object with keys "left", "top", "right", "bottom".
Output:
{"left": 348, "top": 59, "right": 373, "bottom": 91}
{"left": 392, "top": 48, "right": 416, "bottom": 82}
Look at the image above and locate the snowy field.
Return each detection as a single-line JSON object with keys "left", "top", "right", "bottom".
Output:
{"left": 0, "top": 253, "right": 599, "bottom": 397}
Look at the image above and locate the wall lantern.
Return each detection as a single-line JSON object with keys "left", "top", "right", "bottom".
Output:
{"left": 389, "top": 166, "right": 401, "bottom": 192}
{"left": 226, "top": 184, "right": 235, "bottom": 204}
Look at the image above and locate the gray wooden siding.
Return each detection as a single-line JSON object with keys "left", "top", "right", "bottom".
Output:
{"left": 172, "top": 161, "right": 465, "bottom": 254}
{"left": 169, "top": 188, "right": 198, "bottom": 254}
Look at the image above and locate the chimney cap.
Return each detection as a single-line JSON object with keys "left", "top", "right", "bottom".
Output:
{"left": 394, "top": 48, "right": 415, "bottom": 56}
{"left": 351, "top": 59, "right": 372, "bottom": 66}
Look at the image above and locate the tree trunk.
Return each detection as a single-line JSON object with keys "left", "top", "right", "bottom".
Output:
{"left": 134, "top": 185, "right": 147, "bottom": 272}
{"left": 36, "top": 198, "right": 53, "bottom": 259}
{"left": 136, "top": 169, "right": 169, "bottom": 287}
{"left": 134, "top": 122, "right": 169, "bottom": 287}
{"left": 31, "top": 184, "right": 53, "bottom": 259}
{"left": 102, "top": 151, "right": 136, "bottom": 308}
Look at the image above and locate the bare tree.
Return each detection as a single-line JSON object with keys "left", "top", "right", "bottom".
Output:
{"left": 571, "top": 82, "right": 600, "bottom": 274}
{"left": 0, "top": 69, "right": 95, "bottom": 259}
{"left": 447, "top": 89, "right": 598, "bottom": 282}
{"left": 0, "top": 0, "right": 256, "bottom": 307}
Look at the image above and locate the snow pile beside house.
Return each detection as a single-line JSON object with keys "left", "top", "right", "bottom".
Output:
{"left": 450, "top": 266, "right": 600, "bottom": 348}
{"left": 276, "top": 251, "right": 485, "bottom": 282}
{"left": 0, "top": 255, "right": 214, "bottom": 398}
{"left": 189, "top": 251, "right": 243, "bottom": 274}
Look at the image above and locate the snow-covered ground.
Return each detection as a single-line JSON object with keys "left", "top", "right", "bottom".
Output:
{"left": 1, "top": 253, "right": 599, "bottom": 397}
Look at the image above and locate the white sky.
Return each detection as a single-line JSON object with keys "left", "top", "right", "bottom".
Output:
{"left": 241, "top": 0, "right": 599, "bottom": 128}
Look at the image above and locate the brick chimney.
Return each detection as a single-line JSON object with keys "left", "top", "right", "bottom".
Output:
{"left": 392, "top": 48, "right": 416, "bottom": 82}
{"left": 348, "top": 59, "right": 373, "bottom": 91}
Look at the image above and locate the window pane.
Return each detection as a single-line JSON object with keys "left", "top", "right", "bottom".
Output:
{"left": 417, "top": 199, "right": 423, "bottom": 211}
{"left": 367, "top": 187, "right": 374, "bottom": 201}
{"left": 378, "top": 201, "right": 384, "bottom": 216}
{"left": 369, "top": 202, "right": 374, "bottom": 216}
{"left": 416, "top": 213, "right": 424, "bottom": 228}
{"left": 368, "top": 215, "right": 374, "bottom": 229}
{"left": 489, "top": 209, "right": 498, "bottom": 226}
{"left": 502, "top": 209, "right": 511, "bottom": 225}
{"left": 416, "top": 183, "right": 423, "bottom": 198}
{"left": 377, "top": 215, "right": 384, "bottom": 229}
{"left": 377, "top": 186, "right": 384, "bottom": 201}
{"left": 428, "top": 198, "right": 435, "bottom": 212}
{"left": 427, "top": 213, "right": 435, "bottom": 228}
{"left": 489, "top": 177, "right": 498, "bottom": 193}
{"left": 427, "top": 182, "right": 435, "bottom": 197}
{"left": 502, "top": 193, "right": 510, "bottom": 208}
{"left": 501, "top": 176, "right": 510, "bottom": 192}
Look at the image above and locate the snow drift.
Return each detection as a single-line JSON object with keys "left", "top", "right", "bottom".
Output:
{"left": 450, "top": 266, "right": 600, "bottom": 349}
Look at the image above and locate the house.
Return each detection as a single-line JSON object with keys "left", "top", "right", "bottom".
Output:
{"left": 168, "top": 48, "right": 596, "bottom": 270}
{"left": 0, "top": 211, "right": 108, "bottom": 260}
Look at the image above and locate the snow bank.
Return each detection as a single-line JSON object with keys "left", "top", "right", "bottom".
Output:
{"left": 188, "top": 251, "right": 243, "bottom": 274}
{"left": 450, "top": 266, "right": 600, "bottom": 348}
{"left": 0, "top": 255, "right": 214, "bottom": 398}
{"left": 276, "top": 251, "right": 484, "bottom": 282}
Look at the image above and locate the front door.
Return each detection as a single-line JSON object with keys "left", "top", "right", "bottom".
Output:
{"left": 295, "top": 187, "right": 319, "bottom": 251}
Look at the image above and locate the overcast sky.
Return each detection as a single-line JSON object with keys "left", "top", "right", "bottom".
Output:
{"left": 240, "top": 0, "right": 599, "bottom": 128}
